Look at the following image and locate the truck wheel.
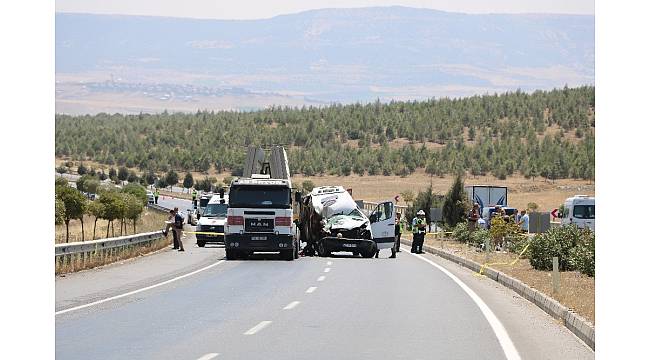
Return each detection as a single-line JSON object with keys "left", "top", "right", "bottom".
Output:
{"left": 197, "top": 240, "right": 206, "bottom": 247}
{"left": 293, "top": 242, "right": 300, "bottom": 259}
{"left": 226, "top": 249, "right": 236, "bottom": 260}
{"left": 352, "top": 251, "right": 360, "bottom": 257}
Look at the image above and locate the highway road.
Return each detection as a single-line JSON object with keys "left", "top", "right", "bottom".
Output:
{"left": 157, "top": 195, "right": 193, "bottom": 213}
{"left": 55, "top": 236, "right": 594, "bottom": 360}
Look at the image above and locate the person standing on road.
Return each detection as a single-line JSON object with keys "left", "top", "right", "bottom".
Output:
{"left": 173, "top": 207, "right": 185, "bottom": 252}
{"left": 411, "top": 210, "right": 427, "bottom": 254}
{"left": 163, "top": 209, "right": 180, "bottom": 249}
{"left": 518, "top": 209, "right": 530, "bottom": 233}
{"left": 154, "top": 188, "right": 160, "bottom": 204}
{"left": 394, "top": 212, "right": 404, "bottom": 253}
{"left": 191, "top": 188, "right": 198, "bottom": 208}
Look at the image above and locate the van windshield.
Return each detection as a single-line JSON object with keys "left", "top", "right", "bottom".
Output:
{"left": 200, "top": 197, "right": 212, "bottom": 208}
{"left": 229, "top": 186, "right": 291, "bottom": 209}
{"left": 204, "top": 203, "right": 228, "bottom": 217}
{"left": 573, "top": 205, "right": 595, "bottom": 219}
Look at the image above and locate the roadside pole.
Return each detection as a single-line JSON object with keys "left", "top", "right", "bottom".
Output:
{"left": 552, "top": 257, "right": 560, "bottom": 294}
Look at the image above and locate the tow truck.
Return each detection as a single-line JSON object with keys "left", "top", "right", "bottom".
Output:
{"left": 224, "top": 146, "right": 300, "bottom": 261}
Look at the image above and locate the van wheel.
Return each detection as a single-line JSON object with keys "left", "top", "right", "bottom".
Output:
{"left": 281, "top": 250, "right": 294, "bottom": 261}
{"left": 361, "top": 244, "right": 376, "bottom": 258}
{"left": 317, "top": 242, "right": 330, "bottom": 257}
{"left": 226, "top": 249, "right": 236, "bottom": 260}
{"left": 352, "top": 251, "right": 360, "bottom": 257}
{"left": 293, "top": 240, "right": 300, "bottom": 259}
{"left": 197, "top": 240, "right": 205, "bottom": 247}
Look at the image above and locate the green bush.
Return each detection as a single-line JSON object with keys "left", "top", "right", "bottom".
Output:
{"left": 451, "top": 222, "right": 470, "bottom": 243}
{"left": 121, "top": 183, "right": 148, "bottom": 206}
{"left": 506, "top": 234, "right": 530, "bottom": 257}
{"left": 469, "top": 229, "right": 491, "bottom": 248}
{"left": 568, "top": 230, "right": 595, "bottom": 277}
{"left": 529, "top": 225, "right": 590, "bottom": 271}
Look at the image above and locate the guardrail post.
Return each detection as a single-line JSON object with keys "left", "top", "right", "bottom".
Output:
{"left": 485, "top": 237, "right": 491, "bottom": 263}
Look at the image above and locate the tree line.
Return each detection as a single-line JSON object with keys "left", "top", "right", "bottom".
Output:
{"left": 55, "top": 177, "right": 148, "bottom": 242}
{"left": 55, "top": 86, "right": 594, "bottom": 181}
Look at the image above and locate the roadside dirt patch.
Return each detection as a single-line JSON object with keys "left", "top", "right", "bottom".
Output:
{"left": 414, "top": 235, "right": 595, "bottom": 324}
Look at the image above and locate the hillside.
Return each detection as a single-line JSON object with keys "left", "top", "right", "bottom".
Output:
{"left": 55, "top": 7, "right": 594, "bottom": 113}
{"left": 55, "top": 86, "right": 595, "bottom": 182}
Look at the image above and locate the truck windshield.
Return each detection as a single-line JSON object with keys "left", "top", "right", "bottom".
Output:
{"left": 229, "top": 186, "right": 291, "bottom": 209}
{"left": 204, "top": 203, "right": 228, "bottom": 217}
{"left": 573, "top": 205, "right": 595, "bottom": 219}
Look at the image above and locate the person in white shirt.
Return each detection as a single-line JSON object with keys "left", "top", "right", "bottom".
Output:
{"left": 518, "top": 210, "right": 530, "bottom": 233}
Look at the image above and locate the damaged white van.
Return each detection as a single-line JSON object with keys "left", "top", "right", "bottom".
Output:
{"left": 298, "top": 186, "right": 395, "bottom": 258}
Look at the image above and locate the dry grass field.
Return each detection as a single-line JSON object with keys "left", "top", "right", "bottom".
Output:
{"left": 55, "top": 208, "right": 169, "bottom": 244}
{"left": 293, "top": 170, "right": 594, "bottom": 211}
{"left": 412, "top": 235, "right": 595, "bottom": 324}
{"left": 56, "top": 157, "right": 594, "bottom": 211}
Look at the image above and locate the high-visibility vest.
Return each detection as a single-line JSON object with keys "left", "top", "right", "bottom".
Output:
{"left": 154, "top": 190, "right": 159, "bottom": 197}
{"left": 412, "top": 218, "right": 425, "bottom": 233}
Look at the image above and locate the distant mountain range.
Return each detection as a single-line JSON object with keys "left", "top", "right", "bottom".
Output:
{"left": 55, "top": 7, "right": 594, "bottom": 114}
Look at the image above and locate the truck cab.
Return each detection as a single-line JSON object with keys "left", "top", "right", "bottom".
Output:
{"left": 224, "top": 178, "right": 299, "bottom": 260}
{"left": 561, "top": 195, "right": 595, "bottom": 231}
{"left": 195, "top": 194, "right": 228, "bottom": 247}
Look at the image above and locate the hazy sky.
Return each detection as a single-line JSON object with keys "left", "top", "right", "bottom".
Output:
{"left": 56, "top": 0, "right": 595, "bottom": 19}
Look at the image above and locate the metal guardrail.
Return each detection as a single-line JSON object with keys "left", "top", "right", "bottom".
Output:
{"left": 148, "top": 203, "right": 172, "bottom": 213}
{"left": 55, "top": 204, "right": 174, "bottom": 274}
{"left": 360, "top": 200, "right": 407, "bottom": 214}
{"left": 55, "top": 231, "right": 165, "bottom": 257}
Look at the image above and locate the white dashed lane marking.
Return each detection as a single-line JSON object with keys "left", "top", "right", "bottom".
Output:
{"left": 317, "top": 276, "right": 326, "bottom": 282}
{"left": 244, "top": 321, "right": 272, "bottom": 335}
{"left": 324, "top": 268, "right": 331, "bottom": 273}
{"left": 306, "top": 287, "right": 317, "bottom": 293}
{"left": 196, "top": 353, "right": 219, "bottom": 360}
{"left": 283, "top": 301, "right": 301, "bottom": 310}
{"left": 327, "top": 261, "right": 333, "bottom": 265}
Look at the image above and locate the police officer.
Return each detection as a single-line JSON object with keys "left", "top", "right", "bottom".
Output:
{"left": 411, "top": 210, "right": 427, "bottom": 254}
{"left": 154, "top": 188, "right": 160, "bottom": 204}
{"left": 191, "top": 188, "right": 198, "bottom": 208}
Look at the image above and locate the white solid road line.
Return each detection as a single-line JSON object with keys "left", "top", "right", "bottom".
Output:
{"left": 326, "top": 261, "right": 333, "bottom": 265}
{"left": 244, "top": 321, "right": 272, "bottom": 335}
{"left": 55, "top": 260, "right": 226, "bottom": 316}
{"left": 196, "top": 353, "right": 219, "bottom": 360}
{"left": 306, "top": 286, "right": 317, "bottom": 293}
{"left": 283, "top": 301, "right": 301, "bottom": 310}
{"left": 405, "top": 251, "right": 522, "bottom": 360}
{"left": 317, "top": 275, "right": 326, "bottom": 281}
{"left": 324, "top": 267, "right": 331, "bottom": 273}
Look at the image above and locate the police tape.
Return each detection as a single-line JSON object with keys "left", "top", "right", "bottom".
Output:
{"left": 184, "top": 231, "right": 225, "bottom": 237}
{"left": 474, "top": 240, "right": 531, "bottom": 277}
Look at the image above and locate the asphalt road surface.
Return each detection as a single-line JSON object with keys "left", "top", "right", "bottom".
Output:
{"left": 157, "top": 195, "right": 193, "bottom": 213}
{"left": 55, "top": 234, "right": 594, "bottom": 360}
